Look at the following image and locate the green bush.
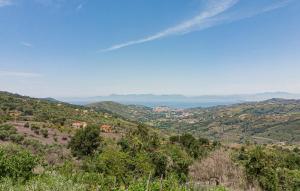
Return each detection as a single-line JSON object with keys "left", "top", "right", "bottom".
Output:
{"left": 41, "top": 129, "right": 49, "bottom": 138}
{"left": 0, "top": 172, "right": 88, "bottom": 191}
{"left": 277, "top": 168, "right": 300, "bottom": 191}
{"left": 0, "top": 144, "right": 39, "bottom": 180}
{"left": 30, "top": 124, "right": 40, "bottom": 131}
{"left": 169, "top": 133, "right": 210, "bottom": 159}
{"left": 236, "top": 146, "right": 300, "bottom": 191}
{"left": 69, "top": 125, "right": 102, "bottom": 157}
{"left": 9, "top": 134, "right": 25, "bottom": 143}
{"left": 0, "top": 125, "right": 19, "bottom": 142}
{"left": 0, "top": 131, "right": 9, "bottom": 141}
{"left": 84, "top": 144, "right": 134, "bottom": 186}
{"left": 0, "top": 170, "right": 196, "bottom": 191}
{"left": 161, "top": 144, "right": 192, "bottom": 182}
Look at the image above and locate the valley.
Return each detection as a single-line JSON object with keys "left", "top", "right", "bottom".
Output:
{"left": 88, "top": 99, "right": 300, "bottom": 145}
{"left": 1, "top": 91, "right": 300, "bottom": 190}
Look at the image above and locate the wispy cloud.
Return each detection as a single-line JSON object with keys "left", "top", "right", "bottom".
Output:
{"left": 0, "top": 71, "right": 42, "bottom": 77}
{"left": 0, "top": 0, "right": 13, "bottom": 7}
{"left": 262, "top": 0, "right": 292, "bottom": 12}
{"left": 34, "top": 0, "right": 87, "bottom": 10}
{"left": 76, "top": 0, "right": 88, "bottom": 11}
{"left": 21, "top": 41, "right": 33, "bottom": 47}
{"left": 100, "top": 0, "right": 238, "bottom": 52}
{"left": 76, "top": 3, "right": 83, "bottom": 10}
{"left": 100, "top": 0, "right": 293, "bottom": 52}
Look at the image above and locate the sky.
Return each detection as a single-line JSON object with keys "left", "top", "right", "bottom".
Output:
{"left": 0, "top": 0, "right": 300, "bottom": 98}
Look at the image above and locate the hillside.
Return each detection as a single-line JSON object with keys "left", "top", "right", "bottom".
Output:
{"left": 181, "top": 98, "right": 300, "bottom": 144}
{"left": 89, "top": 98, "right": 300, "bottom": 144}
{"left": 0, "top": 91, "right": 140, "bottom": 143}
{"left": 1, "top": 91, "right": 300, "bottom": 190}
{"left": 0, "top": 91, "right": 230, "bottom": 191}
{"left": 87, "top": 101, "right": 154, "bottom": 122}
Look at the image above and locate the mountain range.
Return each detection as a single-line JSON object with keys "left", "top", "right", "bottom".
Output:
{"left": 59, "top": 92, "right": 300, "bottom": 108}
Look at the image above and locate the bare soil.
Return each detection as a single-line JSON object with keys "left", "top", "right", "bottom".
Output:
{"left": 7, "top": 121, "right": 70, "bottom": 145}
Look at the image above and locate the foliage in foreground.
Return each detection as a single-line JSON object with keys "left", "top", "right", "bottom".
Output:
{"left": 236, "top": 145, "right": 300, "bottom": 191}
{"left": 0, "top": 144, "right": 39, "bottom": 181}
{"left": 0, "top": 123, "right": 221, "bottom": 191}
{"left": 82, "top": 125, "right": 196, "bottom": 186}
{"left": 0, "top": 170, "right": 229, "bottom": 191}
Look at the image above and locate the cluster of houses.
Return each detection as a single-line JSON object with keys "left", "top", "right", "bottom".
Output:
{"left": 71, "top": 121, "right": 113, "bottom": 133}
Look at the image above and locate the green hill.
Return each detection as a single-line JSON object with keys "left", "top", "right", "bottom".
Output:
{"left": 0, "top": 91, "right": 224, "bottom": 191}
{"left": 88, "top": 98, "right": 300, "bottom": 144}
{"left": 0, "top": 91, "right": 138, "bottom": 134}
{"left": 87, "top": 101, "right": 159, "bottom": 122}
{"left": 1, "top": 91, "right": 300, "bottom": 191}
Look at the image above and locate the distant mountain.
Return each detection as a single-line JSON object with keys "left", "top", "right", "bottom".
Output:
{"left": 59, "top": 92, "right": 300, "bottom": 108}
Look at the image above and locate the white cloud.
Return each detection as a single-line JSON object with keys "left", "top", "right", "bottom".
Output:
{"left": 100, "top": 0, "right": 293, "bottom": 52}
{"left": 100, "top": 0, "right": 238, "bottom": 52}
{"left": 21, "top": 41, "right": 33, "bottom": 47}
{"left": 0, "top": 0, "right": 13, "bottom": 7}
{"left": 0, "top": 71, "right": 42, "bottom": 77}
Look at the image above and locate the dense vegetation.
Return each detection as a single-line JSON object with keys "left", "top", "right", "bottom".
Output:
{"left": 0, "top": 124, "right": 221, "bottom": 190}
{"left": 235, "top": 145, "right": 300, "bottom": 191}
{"left": 89, "top": 99, "right": 300, "bottom": 144}
{"left": 1, "top": 91, "right": 300, "bottom": 190}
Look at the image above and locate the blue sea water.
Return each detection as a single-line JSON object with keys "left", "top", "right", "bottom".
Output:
{"left": 120, "top": 101, "right": 240, "bottom": 109}
{"left": 68, "top": 100, "right": 241, "bottom": 109}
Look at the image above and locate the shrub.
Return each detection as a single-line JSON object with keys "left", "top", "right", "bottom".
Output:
{"left": 161, "top": 144, "right": 192, "bottom": 182}
{"left": 151, "top": 151, "right": 168, "bottom": 177}
{"left": 24, "top": 122, "right": 30, "bottom": 128}
{"left": 41, "top": 129, "right": 49, "bottom": 138}
{"left": 277, "top": 168, "right": 300, "bottom": 191}
{"left": 0, "top": 171, "right": 88, "bottom": 191}
{"left": 0, "top": 125, "right": 18, "bottom": 141}
{"left": 34, "top": 129, "right": 40, "bottom": 135}
{"left": 236, "top": 146, "right": 300, "bottom": 191}
{"left": 30, "top": 124, "right": 40, "bottom": 131}
{"left": 68, "top": 125, "right": 102, "bottom": 157}
{"left": 0, "top": 131, "right": 9, "bottom": 141}
{"left": 169, "top": 133, "right": 210, "bottom": 159}
{"left": 0, "top": 144, "right": 39, "bottom": 180}
{"left": 84, "top": 144, "right": 133, "bottom": 186}
{"left": 0, "top": 124, "right": 16, "bottom": 133}
{"left": 9, "top": 134, "right": 24, "bottom": 143}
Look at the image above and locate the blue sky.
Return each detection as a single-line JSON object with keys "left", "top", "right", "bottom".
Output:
{"left": 0, "top": 0, "right": 300, "bottom": 97}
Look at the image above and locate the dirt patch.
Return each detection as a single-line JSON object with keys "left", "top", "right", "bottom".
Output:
{"left": 7, "top": 121, "right": 71, "bottom": 145}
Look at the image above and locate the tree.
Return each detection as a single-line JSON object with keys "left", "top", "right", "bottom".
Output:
{"left": 83, "top": 144, "right": 133, "bottom": 186}
{"left": 68, "top": 125, "right": 102, "bottom": 157}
